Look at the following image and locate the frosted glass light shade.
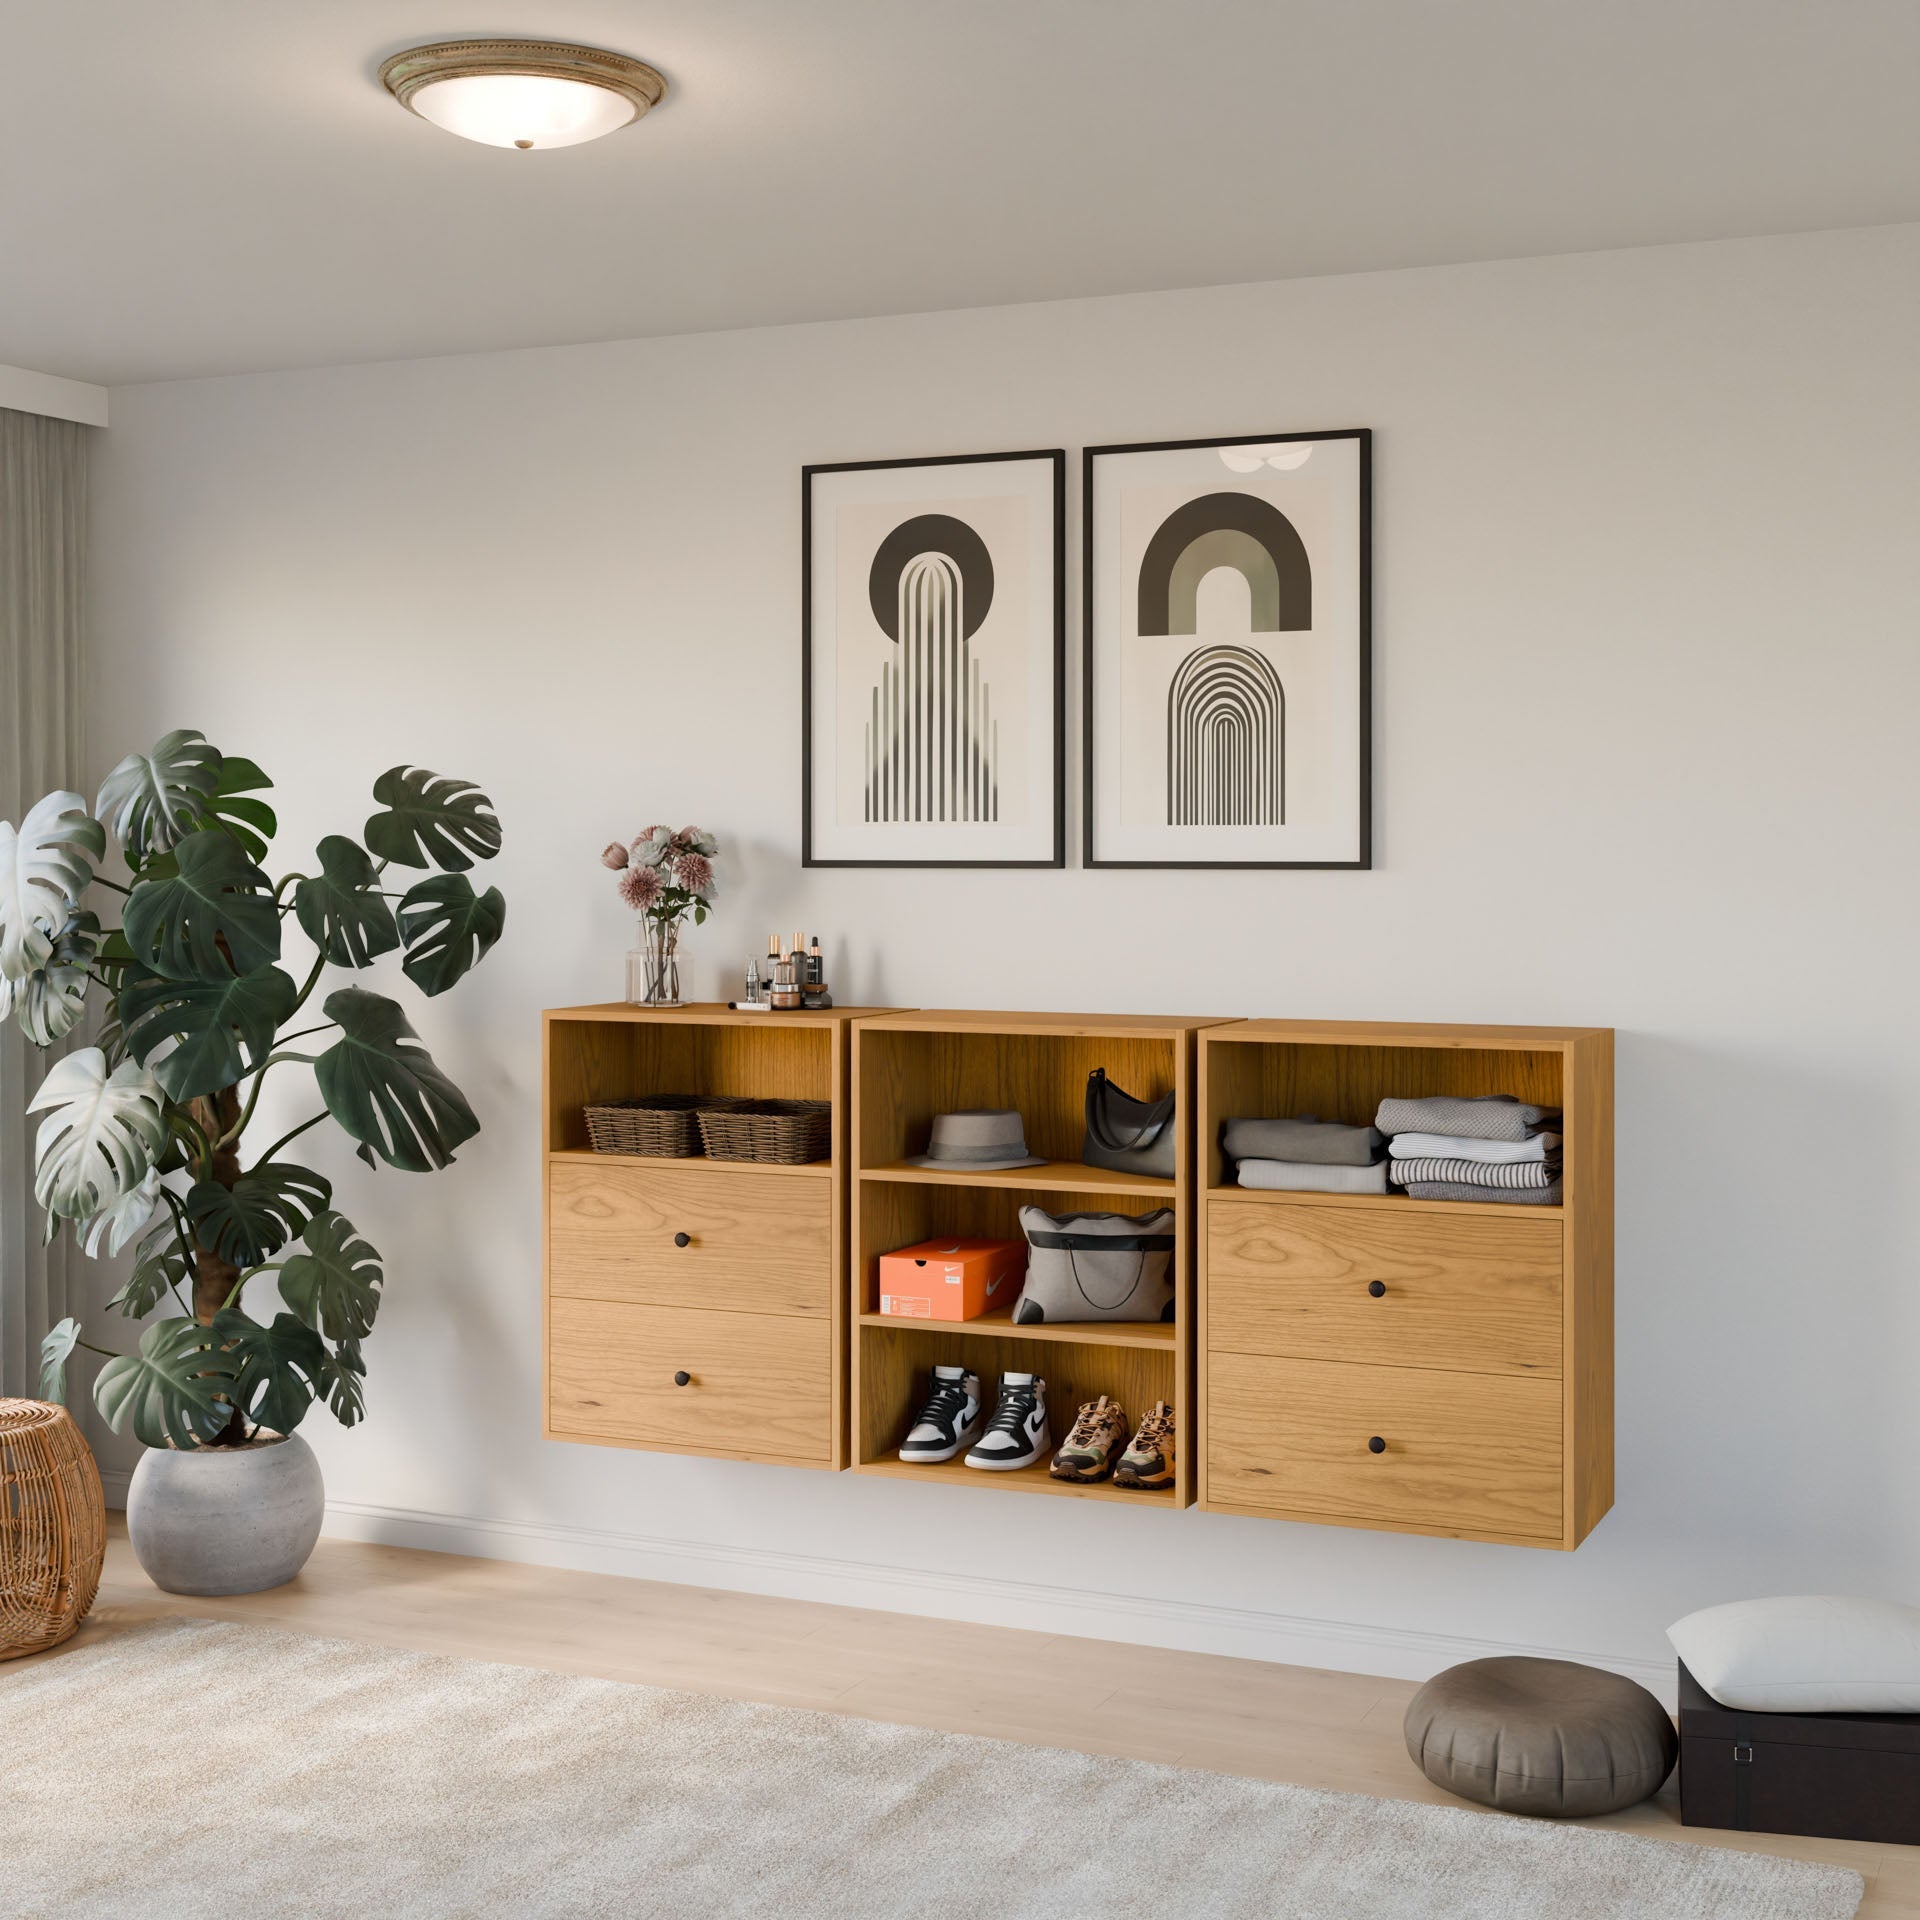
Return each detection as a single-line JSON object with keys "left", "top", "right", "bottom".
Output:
{"left": 409, "top": 74, "right": 637, "bottom": 149}
{"left": 380, "top": 41, "right": 666, "bottom": 151}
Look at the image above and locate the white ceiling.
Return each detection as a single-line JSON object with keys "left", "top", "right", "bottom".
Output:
{"left": 5, "top": 0, "right": 1918, "bottom": 387}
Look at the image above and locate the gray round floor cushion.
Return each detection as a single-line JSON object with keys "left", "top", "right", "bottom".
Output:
{"left": 1404, "top": 1656, "right": 1677, "bottom": 1817}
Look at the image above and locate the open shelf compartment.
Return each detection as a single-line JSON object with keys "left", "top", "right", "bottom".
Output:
{"left": 544, "top": 1002, "right": 860, "bottom": 1167}
{"left": 1199, "top": 1023, "right": 1570, "bottom": 1210}
{"left": 850, "top": 1011, "right": 1223, "bottom": 1509}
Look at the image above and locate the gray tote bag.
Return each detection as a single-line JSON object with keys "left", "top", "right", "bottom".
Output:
{"left": 1012, "top": 1207, "right": 1177, "bottom": 1325}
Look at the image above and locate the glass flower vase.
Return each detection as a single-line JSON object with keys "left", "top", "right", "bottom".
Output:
{"left": 626, "top": 922, "right": 682, "bottom": 1008}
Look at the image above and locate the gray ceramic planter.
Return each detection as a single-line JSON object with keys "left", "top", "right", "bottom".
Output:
{"left": 125, "top": 1432, "right": 325, "bottom": 1596}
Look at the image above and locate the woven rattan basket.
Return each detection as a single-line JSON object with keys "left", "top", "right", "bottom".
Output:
{"left": 1, "top": 1398, "right": 105, "bottom": 1660}
{"left": 583, "top": 1094, "right": 748, "bottom": 1157}
{"left": 697, "top": 1098, "right": 833, "bottom": 1165}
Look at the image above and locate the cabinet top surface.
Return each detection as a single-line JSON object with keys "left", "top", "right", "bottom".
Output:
{"left": 1209, "top": 1018, "right": 1611, "bottom": 1047}
{"left": 546, "top": 1002, "right": 903, "bottom": 1026}
{"left": 855, "top": 1009, "right": 1231, "bottom": 1036}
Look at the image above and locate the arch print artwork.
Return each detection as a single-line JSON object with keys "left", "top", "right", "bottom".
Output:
{"left": 803, "top": 450, "right": 1064, "bottom": 867}
{"left": 862, "top": 512, "right": 1001, "bottom": 825}
{"left": 1084, "top": 430, "right": 1371, "bottom": 868}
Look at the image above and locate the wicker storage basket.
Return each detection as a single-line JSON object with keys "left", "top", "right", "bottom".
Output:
{"left": 697, "top": 1098, "right": 833, "bottom": 1165}
{"left": 585, "top": 1094, "right": 746, "bottom": 1157}
{"left": 1, "top": 1399, "right": 105, "bottom": 1661}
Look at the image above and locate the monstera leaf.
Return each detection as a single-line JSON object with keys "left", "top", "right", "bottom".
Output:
{"left": 213, "top": 1308, "right": 326, "bottom": 1437}
{"left": 197, "top": 754, "right": 277, "bottom": 864}
{"left": 363, "top": 767, "right": 501, "bottom": 872}
{"left": 94, "top": 1317, "right": 238, "bottom": 1450}
{"left": 313, "top": 988, "right": 478, "bottom": 1172}
{"left": 108, "top": 1222, "right": 194, "bottom": 1319}
{"left": 96, "top": 729, "right": 223, "bottom": 868}
{"left": 2, "top": 907, "right": 100, "bottom": 1047}
{"left": 397, "top": 873, "right": 505, "bottom": 996}
{"left": 119, "top": 963, "right": 298, "bottom": 1100}
{"left": 315, "top": 1338, "right": 367, "bottom": 1427}
{"left": 78, "top": 1166, "right": 162, "bottom": 1259}
{"left": 122, "top": 830, "right": 281, "bottom": 980}
{"left": 28, "top": 1048, "right": 168, "bottom": 1221}
{"left": 39, "top": 1317, "right": 81, "bottom": 1404}
{"left": 186, "top": 1162, "right": 332, "bottom": 1267}
{"left": 279, "top": 1209, "right": 383, "bottom": 1343}
{"left": 292, "top": 835, "right": 399, "bottom": 968}
{"left": 0, "top": 791, "right": 105, "bottom": 981}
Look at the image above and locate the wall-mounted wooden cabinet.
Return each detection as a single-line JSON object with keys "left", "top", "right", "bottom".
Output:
{"left": 1197, "top": 1021, "right": 1613, "bottom": 1550}
{"left": 541, "top": 1007, "right": 1614, "bottom": 1550}
{"left": 541, "top": 1003, "right": 894, "bottom": 1472}
{"left": 849, "top": 1010, "right": 1225, "bottom": 1509}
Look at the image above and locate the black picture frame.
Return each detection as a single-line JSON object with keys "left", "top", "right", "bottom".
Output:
{"left": 802, "top": 448, "right": 1066, "bottom": 869}
{"left": 1082, "top": 428, "right": 1372, "bottom": 870}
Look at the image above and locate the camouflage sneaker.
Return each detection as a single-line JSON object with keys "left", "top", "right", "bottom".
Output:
{"left": 1050, "top": 1395, "right": 1129, "bottom": 1482}
{"left": 1114, "top": 1401, "right": 1175, "bottom": 1491}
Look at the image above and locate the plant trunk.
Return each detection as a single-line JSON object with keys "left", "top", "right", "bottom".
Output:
{"left": 189, "top": 1085, "right": 250, "bottom": 1446}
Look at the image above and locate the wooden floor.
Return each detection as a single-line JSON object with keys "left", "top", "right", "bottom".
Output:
{"left": 50, "top": 1519, "right": 1917, "bottom": 1915}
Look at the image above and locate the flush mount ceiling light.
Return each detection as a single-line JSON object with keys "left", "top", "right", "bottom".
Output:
{"left": 379, "top": 40, "right": 667, "bottom": 150}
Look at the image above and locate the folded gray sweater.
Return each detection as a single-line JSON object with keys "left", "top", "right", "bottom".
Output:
{"left": 1375, "top": 1094, "right": 1559, "bottom": 1144}
{"left": 1237, "top": 1158, "right": 1390, "bottom": 1195}
{"left": 1221, "top": 1115, "right": 1384, "bottom": 1167}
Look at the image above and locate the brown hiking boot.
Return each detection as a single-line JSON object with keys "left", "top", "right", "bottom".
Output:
{"left": 1114, "top": 1401, "right": 1175, "bottom": 1490}
{"left": 1050, "top": 1395, "right": 1129, "bottom": 1482}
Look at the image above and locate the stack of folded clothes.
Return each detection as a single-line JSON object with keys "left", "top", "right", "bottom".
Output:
{"left": 1375, "top": 1094, "right": 1563, "bottom": 1205}
{"left": 1222, "top": 1115, "right": 1388, "bottom": 1193}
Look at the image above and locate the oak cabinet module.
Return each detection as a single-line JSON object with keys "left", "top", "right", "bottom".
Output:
{"left": 1083, "top": 430, "right": 1371, "bottom": 869}
{"left": 803, "top": 450, "right": 1065, "bottom": 867}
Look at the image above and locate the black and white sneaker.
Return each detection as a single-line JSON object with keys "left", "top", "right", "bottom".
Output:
{"left": 964, "top": 1373, "right": 1050, "bottom": 1471}
{"left": 899, "top": 1365, "right": 983, "bottom": 1463}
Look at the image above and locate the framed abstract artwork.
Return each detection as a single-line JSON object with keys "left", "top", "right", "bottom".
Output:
{"left": 803, "top": 449, "right": 1065, "bottom": 867}
{"left": 1083, "top": 429, "right": 1371, "bottom": 869}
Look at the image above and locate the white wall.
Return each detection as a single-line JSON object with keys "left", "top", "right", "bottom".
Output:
{"left": 87, "top": 223, "right": 1920, "bottom": 1686}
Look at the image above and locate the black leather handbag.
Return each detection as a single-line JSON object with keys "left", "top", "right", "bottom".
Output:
{"left": 1082, "top": 1067, "right": 1177, "bottom": 1181}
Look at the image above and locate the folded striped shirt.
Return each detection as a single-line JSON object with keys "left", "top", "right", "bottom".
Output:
{"left": 1237, "top": 1158, "right": 1390, "bottom": 1195}
{"left": 1375, "top": 1095, "right": 1559, "bottom": 1143}
{"left": 1402, "top": 1179, "right": 1562, "bottom": 1206}
{"left": 1387, "top": 1130, "right": 1560, "bottom": 1164}
{"left": 1391, "top": 1156, "right": 1559, "bottom": 1190}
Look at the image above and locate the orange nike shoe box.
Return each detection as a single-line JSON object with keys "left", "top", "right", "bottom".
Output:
{"left": 877, "top": 1238, "right": 1027, "bottom": 1322}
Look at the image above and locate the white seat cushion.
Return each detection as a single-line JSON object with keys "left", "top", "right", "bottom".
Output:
{"left": 1668, "top": 1596, "right": 1920, "bottom": 1712}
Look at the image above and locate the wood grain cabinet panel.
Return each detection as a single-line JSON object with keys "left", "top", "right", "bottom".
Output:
{"left": 1207, "top": 1201, "right": 1563, "bottom": 1377}
{"left": 1207, "top": 1351, "right": 1564, "bottom": 1543}
{"left": 549, "top": 1160, "right": 832, "bottom": 1317}
{"left": 549, "top": 1298, "right": 834, "bottom": 1464}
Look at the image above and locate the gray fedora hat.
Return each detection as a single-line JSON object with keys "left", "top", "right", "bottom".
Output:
{"left": 906, "top": 1109, "right": 1045, "bottom": 1172}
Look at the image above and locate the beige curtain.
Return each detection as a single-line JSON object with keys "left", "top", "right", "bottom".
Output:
{"left": 0, "top": 406, "right": 90, "bottom": 1397}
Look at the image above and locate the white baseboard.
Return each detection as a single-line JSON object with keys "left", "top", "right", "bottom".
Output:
{"left": 313, "top": 1494, "right": 1674, "bottom": 1700}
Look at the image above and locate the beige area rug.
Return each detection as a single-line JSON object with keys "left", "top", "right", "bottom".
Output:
{"left": 2, "top": 1619, "right": 1861, "bottom": 1920}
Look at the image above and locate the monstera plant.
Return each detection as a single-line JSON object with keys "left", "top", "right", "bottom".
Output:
{"left": 4, "top": 729, "right": 504, "bottom": 1454}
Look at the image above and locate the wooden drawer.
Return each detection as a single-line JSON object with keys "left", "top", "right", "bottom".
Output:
{"left": 1208, "top": 1201, "right": 1561, "bottom": 1377}
{"left": 548, "top": 1298, "right": 833, "bottom": 1464}
{"left": 1207, "top": 1352, "right": 1563, "bottom": 1542}
{"left": 548, "top": 1159, "right": 831, "bottom": 1317}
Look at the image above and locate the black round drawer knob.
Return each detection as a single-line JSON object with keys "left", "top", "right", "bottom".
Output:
{"left": 673, "top": 1232, "right": 691, "bottom": 1248}
{"left": 673, "top": 1370, "right": 691, "bottom": 1387}
{"left": 1367, "top": 1435, "right": 1387, "bottom": 1454}
{"left": 1367, "top": 1280, "right": 1387, "bottom": 1298}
